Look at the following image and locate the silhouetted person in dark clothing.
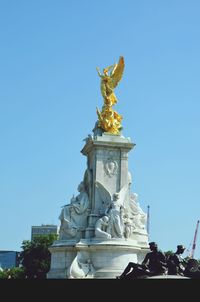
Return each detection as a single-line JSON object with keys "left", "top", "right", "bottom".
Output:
{"left": 184, "top": 258, "right": 200, "bottom": 279}
{"left": 142, "top": 242, "right": 167, "bottom": 275}
{"left": 167, "top": 245, "right": 200, "bottom": 278}
{"left": 117, "top": 241, "right": 167, "bottom": 279}
{"left": 167, "top": 245, "right": 187, "bottom": 276}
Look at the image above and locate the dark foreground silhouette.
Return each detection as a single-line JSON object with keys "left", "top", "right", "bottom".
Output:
{"left": 117, "top": 259, "right": 200, "bottom": 279}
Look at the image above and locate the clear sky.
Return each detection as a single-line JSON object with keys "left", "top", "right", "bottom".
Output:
{"left": 1, "top": 0, "right": 200, "bottom": 259}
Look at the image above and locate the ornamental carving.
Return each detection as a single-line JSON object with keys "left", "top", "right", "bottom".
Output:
{"left": 104, "top": 159, "right": 118, "bottom": 177}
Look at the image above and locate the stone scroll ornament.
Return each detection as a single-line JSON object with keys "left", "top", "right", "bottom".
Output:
{"left": 68, "top": 255, "right": 95, "bottom": 279}
{"left": 96, "top": 56, "right": 125, "bottom": 135}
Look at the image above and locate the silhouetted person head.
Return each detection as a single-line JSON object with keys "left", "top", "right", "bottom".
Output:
{"left": 176, "top": 245, "right": 186, "bottom": 254}
{"left": 149, "top": 242, "right": 158, "bottom": 251}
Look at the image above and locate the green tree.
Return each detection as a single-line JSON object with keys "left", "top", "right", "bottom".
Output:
{"left": 0, "top": 267, "right": 25, "bottom": 279}
{"left": 20, "top": 234, "right": 58, "bottom": 279}
{"left": 0, "top": 269, "right": 8, "bottom": 279}
{"left": 164, "top": 250, "right": 173, "bottom": 258}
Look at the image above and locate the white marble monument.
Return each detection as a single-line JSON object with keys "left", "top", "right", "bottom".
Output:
{"left": 47, "top": 56, "right": 149, "bottom": 279}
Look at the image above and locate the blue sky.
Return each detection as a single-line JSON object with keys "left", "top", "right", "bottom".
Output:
{"left": 1, "top": 0, "right": 200, "bottom": 259}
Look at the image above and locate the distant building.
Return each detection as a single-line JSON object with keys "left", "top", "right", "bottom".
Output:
{"left": 31, "top": 224, "right": 59, "bottom": 240}
{"left": 0, "top": 251, "right": 20, "bottom": 269}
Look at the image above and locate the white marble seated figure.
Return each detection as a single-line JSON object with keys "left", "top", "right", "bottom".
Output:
{"left": 129, "top": 192, "right": 147, "bottom": 233}
{"left": 94, "top": 215, "right": 111, "bottom": 239}
{"left": 59, "top": 181, "right": 90, "bottom": 240}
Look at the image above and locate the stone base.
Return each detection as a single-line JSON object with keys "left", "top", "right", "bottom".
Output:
{"left": 47, "top": 240, "right": 77, "bottom": 279}
{"left": 76, "top": 239, "right": 148, "bottom": 279}
{"left": 47, "top": 238, "right": 149, "bottom": 279}
{"left": 47, "top": 268, "right": 68, "bottom": 279}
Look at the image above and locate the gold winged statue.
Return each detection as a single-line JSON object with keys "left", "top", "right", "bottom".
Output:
{"left": 96, "top": 56, "right": 125, "bottom": 135}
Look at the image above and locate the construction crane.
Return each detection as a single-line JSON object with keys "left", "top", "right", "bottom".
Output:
{"left": 191, "top": 219, "right": 200, "bottom": 259}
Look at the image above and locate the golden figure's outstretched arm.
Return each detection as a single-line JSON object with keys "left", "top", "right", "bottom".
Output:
{"left": 96, "top": 67, "right": 102, "bottom": 77}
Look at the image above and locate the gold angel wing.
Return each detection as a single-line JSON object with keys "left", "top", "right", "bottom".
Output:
{"left": 110, "top": 56, "right": 125, "bottom": 88}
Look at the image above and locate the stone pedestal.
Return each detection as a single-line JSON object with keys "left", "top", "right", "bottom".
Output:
{"left": 47, "top": 238, "right": 149, "bottom": 279}
{"left": 46, "top": 240, "right": 77, "bottom": 279}
{"left": 47, "top": 131, "right": 149, "bottom": 279}
{"left": 76, "top": 239, "right": 148, "bottom": 279}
